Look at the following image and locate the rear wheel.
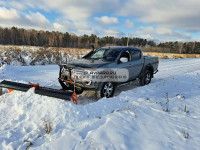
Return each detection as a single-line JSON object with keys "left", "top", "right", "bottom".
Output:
{"left": 96, "top": 82, "right": 115, "bottom": 99}
{"left": 139, "top": 70, "right": 152, "bottom": 86}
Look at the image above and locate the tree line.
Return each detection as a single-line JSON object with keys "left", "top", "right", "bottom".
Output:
{"left": 0, "top": 27, "right": 155, "bottom": 48}
{"left": 0, "top": 26, "right": 200, "bottom": 54}
{"left": 158, "top": 41, "right": 200, "bottom": 54}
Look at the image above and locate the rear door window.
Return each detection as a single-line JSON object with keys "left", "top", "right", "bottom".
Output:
{"left": 130, "top": 50, "right": 141, "bottom": 61}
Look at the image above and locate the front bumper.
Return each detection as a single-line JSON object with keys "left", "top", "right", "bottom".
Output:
{"left": 59, "top": 65, "right": 99, "bottom": 91}
{"left": 58, "top": 78, "right": 97, "bottom": 90}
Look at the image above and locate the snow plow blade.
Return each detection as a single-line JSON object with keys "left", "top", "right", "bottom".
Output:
{"left": 34, "top": 87, "right": 73, "bottom": 100}
{"left": 0, "top": 80, "right": 73, "bottom": 101}
{"left": 0, "top": 80, "right": 32, "bottom": 92}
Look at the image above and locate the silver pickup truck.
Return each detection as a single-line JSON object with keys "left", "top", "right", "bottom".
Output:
{"left": 59, "top": 46, "right": 159, "bottom": 98}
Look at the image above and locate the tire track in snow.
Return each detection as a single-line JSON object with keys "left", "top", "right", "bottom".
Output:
{"left": 156, "top": 58, "right": 200, "bottom": 79}
{"left": 79, "top": 58, "right": 200, "bottom": 104}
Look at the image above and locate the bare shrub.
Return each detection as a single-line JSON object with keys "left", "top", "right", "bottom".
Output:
{"left": 42, "top": 119, "right": 53, "bottom": 134}
{"left": 184, "top": 105, "right": 189, "bottom": 113}
{"left": 143, "top": 52, "right": 200, "bottom": 59}
{"left": 24, "top": 139, "right": 33, "bottom": 150}
{"left": 0, "top": 88, "right": 2, "bottom": 96}
{"left": 161, "top": 56, "right": 169, "bottom": 59}
{"left": 182, "top": 131, "right": 189, "bottom": 139}
{"left": 164, "top": 92, "right": 169, "bottom": 112}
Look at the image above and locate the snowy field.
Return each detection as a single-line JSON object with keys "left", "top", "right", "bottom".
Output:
{"left": 0, "top": 58, "right": 200, "bottom": 150}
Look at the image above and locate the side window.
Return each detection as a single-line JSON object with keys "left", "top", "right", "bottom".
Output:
{"left": 130, "top": 50, "right": 141, "bottom": 61}
{"left": 119, "top": 50, "right": 131, "bottom": 63}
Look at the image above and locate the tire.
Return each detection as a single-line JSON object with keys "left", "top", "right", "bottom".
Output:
{"left": 139, "top": 70, "right": 152, "bottom": 86}
{"left": 96, "top": 82, "right": 115, "bottom": 99}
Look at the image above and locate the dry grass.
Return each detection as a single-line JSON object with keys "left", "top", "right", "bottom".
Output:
{"left": 0, "top": 45, "right": 90, "bottom": 55}
{"left": 141, "top": 46, "right": 176, "bottom": 53}
{"left": 0, "top": 45, "right": 91, "bottom": 65}
{"left": 1, "top": 45, "right": 200, "bottom": 63}
{"left": 143, "top": 52, "right": 200, "bottom": 59}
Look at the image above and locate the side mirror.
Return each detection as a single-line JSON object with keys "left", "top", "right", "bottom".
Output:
{"left": 119, "top": 57, "right": 128, "bottom": 63}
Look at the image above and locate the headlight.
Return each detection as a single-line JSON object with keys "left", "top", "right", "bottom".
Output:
{"left": 84, "top": 80, "right": 92, "bottom": 85}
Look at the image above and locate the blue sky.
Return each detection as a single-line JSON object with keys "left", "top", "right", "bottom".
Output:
{"left": 0, "top": 0, "right": 200, "bottom": 42}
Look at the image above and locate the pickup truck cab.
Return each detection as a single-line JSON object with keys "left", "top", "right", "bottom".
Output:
{"left": 59, "top": 46, "right": 159, "bottom": 98}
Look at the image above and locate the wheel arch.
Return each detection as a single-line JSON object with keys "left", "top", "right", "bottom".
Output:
{"left": 145, "top": 64, "right": 154, "bottom": 78}
{"left": 139, "top": 63, "right": 154, "bottom": 78}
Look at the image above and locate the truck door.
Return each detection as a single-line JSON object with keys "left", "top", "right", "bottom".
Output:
{"left": 116, "top": 50, "right": 133, "bottom": 82}
{"left": 129, "top": 49, "right": 144, "bottom": 79}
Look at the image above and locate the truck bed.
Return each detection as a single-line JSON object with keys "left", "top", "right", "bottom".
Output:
{"left": 144, "top": 56, "right": 159, "bottom": 73}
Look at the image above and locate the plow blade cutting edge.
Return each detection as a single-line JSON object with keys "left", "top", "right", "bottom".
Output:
{"left": 0, "top": 80, "right": 73, "bottom": 101}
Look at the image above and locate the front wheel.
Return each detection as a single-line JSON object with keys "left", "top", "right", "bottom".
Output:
{"left": 96, "top": 82, "right": 115, "bottom": 99}
{"left": 139, "top": 70, "right": 152, "bottom": 86}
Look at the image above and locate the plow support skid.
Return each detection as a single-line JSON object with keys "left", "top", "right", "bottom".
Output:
{"left": 0, "top": 80, "right": 73, "bottom": 101}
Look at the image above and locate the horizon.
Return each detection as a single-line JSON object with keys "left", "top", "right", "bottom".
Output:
{"left": 0, "top": 0, "right": 200, "bottom": 42}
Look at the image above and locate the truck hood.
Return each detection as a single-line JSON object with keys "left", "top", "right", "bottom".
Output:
{"left": 66, "top": 58, "right": 111, "bottom": 68}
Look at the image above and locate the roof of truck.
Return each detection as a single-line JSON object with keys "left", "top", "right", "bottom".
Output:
{"left": 102, "top": 46, "right": 141, "bottom": 51}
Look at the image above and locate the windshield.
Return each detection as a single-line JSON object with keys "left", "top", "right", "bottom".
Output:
{"left": 87, "top": 48, "right": 121, "bottom": 61}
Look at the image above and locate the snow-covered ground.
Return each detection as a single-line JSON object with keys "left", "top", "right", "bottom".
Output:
{"left": 0, "top": 58, "right": 200, "bottom": 150}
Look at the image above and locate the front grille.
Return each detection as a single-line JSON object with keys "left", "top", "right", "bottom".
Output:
{"left": 61, "top": 67, "right": 72, "bottom": 80}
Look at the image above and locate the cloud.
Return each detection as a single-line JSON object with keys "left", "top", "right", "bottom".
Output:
{"left": 0, "top": 7, "right": 20, "bottom": 20}
{"left": 155, "top": 28, "right": 172, "bottom": 35}
{"left": 0, "top": 7, "right": 51, "bottom": 30}
{"left": 0, "top": 0, "right": 27, "bottom": 10}
{"left": 124, "top": 20, "right": 134, "bottom": 29}
{"left": 53, "top": 22, "right": 66, "bottom": 32}
{"left": 1, "top": 0, "right": 123, "bottom": 32}
{"left": 0, "top": 0, "right": 199, "bottom": 41}
{"left": 136, "top": 26, "right": 191, "bottom": 42}
{"left": 25, "top": 12, "right": 51, "bottom": 29}
{"left": 76, "top": 28, "right": 98, "bottom": 36}
{"left": 118, "top": 0, "right": 200, "bottom": 31}
{"left": 137, "top": 34, "right": 154, "bottom": 40}
{"left": 94, "top": 16, "right": 118, "bottom": 25}
{"left": 0, "top": 6, "right": 98, "bottom": 35}
{"left": 100, "top": 28, "right": 125, "bottom": 37}
{"left": 25, "top": 0, "right": 105, "bottom": 34}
